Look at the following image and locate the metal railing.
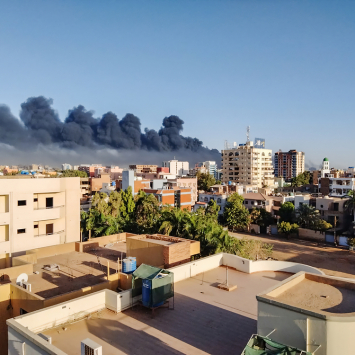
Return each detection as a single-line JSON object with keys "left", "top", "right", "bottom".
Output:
{"left": 35, "top": 230, "right": 65, "bottom": 237}
{"left": 33, "top": 205, "right": 64, "bottom": 211}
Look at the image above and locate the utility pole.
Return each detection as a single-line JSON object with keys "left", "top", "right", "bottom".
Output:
{"left": 334, "top": 216, "right": 337, "bottom": 246}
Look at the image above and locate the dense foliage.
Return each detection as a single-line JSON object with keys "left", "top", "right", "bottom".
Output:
{"left": 290, "top": 171, "right": 311, "bottom": 187}
{"left": 81, "top": 190, "right": 272, "bottom": 260}
{"left": 60, "top": 170, "right": 88, "bottom": 178}
{"left": 196, "top": 172, "right": 216, "bottom": 191}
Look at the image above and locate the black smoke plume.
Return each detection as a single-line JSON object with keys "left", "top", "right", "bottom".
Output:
{"left": 0, "top": 96, "right": 220, "bottom": 166}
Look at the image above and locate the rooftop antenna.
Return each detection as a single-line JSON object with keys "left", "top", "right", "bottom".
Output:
{"left": 246, "top": 126, "right": 250, "bottom": 142}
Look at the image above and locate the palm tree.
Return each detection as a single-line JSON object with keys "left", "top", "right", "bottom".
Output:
{"left": 158, "top": 208, "right": 190, "bottom": 238}
{"left": 343, "top": 190, "right": 355, "bottom": 222}
{"left": 296, "top": 204, "right": 319, "bottom": 229}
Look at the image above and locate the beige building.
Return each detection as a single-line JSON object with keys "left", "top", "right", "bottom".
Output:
{"left": 222, "top": 141, "right": 274, "bottom": 187}
{"left": 0, "top": 177, "right": 80, "bottom": 257}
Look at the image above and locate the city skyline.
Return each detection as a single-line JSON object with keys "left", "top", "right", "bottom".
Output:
{"left": 1, "top": 1, "right": 354, "bottom": 168}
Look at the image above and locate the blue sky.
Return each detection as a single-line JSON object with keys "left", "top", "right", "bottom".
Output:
{"left": 0, "top": 0, "right": 354, "bottom": 168}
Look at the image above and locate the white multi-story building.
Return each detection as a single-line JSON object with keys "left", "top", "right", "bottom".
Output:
{"left": 62, "top": 163, "right": 72, "bottom": 171}
{"left": 221, "top": 140, "right": 274, "bottom": 188}
{"left": 0, "top": 177, "right": 80, "bottom": 256}
{"left": 162, "top": 160, "right": 189, "bottom": 176}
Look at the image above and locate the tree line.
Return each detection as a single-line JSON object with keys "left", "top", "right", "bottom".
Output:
{"left": 81, "top": 188, "right": 273, "bottom": 260}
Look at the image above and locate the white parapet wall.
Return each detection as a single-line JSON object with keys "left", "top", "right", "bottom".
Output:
{"left": 7, "top": 288, "right": 142, "bottom": 355}
{"left": 167, "top": 252, "right": 324, "bottom": 282}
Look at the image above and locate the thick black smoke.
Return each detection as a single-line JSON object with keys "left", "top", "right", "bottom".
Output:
{"left": 0, "top": 96, "right": 219, "bottom": 163}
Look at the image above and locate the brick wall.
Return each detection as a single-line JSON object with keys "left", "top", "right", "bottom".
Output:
{"left": 163, "top": 241, "right": 190, "bottom": 268}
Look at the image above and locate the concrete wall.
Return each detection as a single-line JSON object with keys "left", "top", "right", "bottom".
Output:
{"left": 299, "top": 228, "right": 325, "bottom": 242}
{"left": 7, "top": 288, "right": 141, "bottom": 355}
{"left": 164, "top": 242, "right": 190, "bottom": 268}
{"left": 127, "top": 236, "right": 165, "bottom": 267}
{"left": 257, "top": 299, "right": 326, "bottom": 354}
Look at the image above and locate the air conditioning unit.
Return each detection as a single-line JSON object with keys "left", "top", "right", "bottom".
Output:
{"left": 81, "top": 339, "right": 102, "bottom": 355}
{"left": 22, "top": 282, "right": 31, "bottom": 292}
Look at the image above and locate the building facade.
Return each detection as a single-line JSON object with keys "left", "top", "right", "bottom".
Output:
{"left": 0, "top": 177, "right": 80, "bottom": 256}
{"left": 221, "top": 141, "right": 274, "bottom": 188}
{"left": 162, "top": 160, "right": 189, "bottom": 176}
{"left": 274, "top": 149, "right": 305, "bottom": 180}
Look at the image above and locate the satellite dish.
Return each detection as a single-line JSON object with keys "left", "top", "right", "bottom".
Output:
{"left": 16, "top": 273, "right": 28, "bottom": 286}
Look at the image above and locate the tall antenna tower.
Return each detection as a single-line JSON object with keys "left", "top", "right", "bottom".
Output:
{"left": 246, "top": 126, "right": 250, "bottom": 142}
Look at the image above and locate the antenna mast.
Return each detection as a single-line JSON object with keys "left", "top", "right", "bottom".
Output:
{"left": 246, "top": 126, "right": 250, "bottom": 142}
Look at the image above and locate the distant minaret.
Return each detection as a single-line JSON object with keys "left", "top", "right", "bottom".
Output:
{"left": 321, "top": 157, "right": 330, "bottom": 177}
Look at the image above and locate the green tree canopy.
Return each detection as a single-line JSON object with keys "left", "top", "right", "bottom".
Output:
{"left": 120, "top": 186, "right": 135, "bottom": 224}
{"left": 205, "top": 199, "right": 220, "bottom": 220}
{"left": 250, "top": 207, "right": 274, "bottom": 227}
{"left": 278, "top": 221, "right": 299, "bottom": 238}
{"left": 134, "top": 191, "right": 161, "bottom": 234}
{"left": 223, "top": 193, "right": 250, "bottom": 232}
{"left": 197, "top": 172, "right": 216, "bottom": 191}
{"left": 279, "top": 202, "right": 295, "bottom": 223}
{"left": 296, "top": 204, "right": 320, "bottom": 229}
{"left": 290, "top": 171, "right": 311, "bottom": 187}
{"left": 60, "top": 170, "right": 88, "bottom": 178}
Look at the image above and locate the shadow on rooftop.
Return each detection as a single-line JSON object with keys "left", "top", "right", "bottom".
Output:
{"left": 122, "top": 293, "right": 256, "bottom": 355}
{"left": 35, "top": 271, "right": 106, "bottom": 298}
{"left": 86, "top": 313, "right": 185, "bottom": 355}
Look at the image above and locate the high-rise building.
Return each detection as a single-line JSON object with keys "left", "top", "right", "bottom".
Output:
{"left": 274, "top": 150, "right": 305, "bottom": 180}
{"left": 162, "top": 160, "right": 189, "bottom": 176}
{"left": 62, "top": 163, "right": 72, "bottom": 171}
{"left": 221, "top": 140, "right": 274, "bottom": 188}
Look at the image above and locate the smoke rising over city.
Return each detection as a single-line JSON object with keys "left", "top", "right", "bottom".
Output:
{"left": 0, "top": 96, "right": 220, "bottom": 166}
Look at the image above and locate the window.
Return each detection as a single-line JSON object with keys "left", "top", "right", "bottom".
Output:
{"left": 320, "top": 204, "right": 323, "bottom": 208}
{"left": 18, "top": 200, "right": 26, "bottom": 206}
{"left": 33, "top": 198, "right": 38, "bottom": 202}
{"left": 17, "top": 229, "right": 26, "bottom": 234}
{"left": 46, "top": 197, "right": 53, "bottom": 208}
{"left": 334, "top": 203, "right": 339, "bottom": 211}
{"left": 217, "top": 198, "right": 221, "bottom": 203}
{"left": 244, "top": 201, "right": 248, "bottom": 204}
{"left": 34, "top": 224, "right": 38, "bottom": 229}
{"left": 46, "top": 223, "right": 54, "bottom": 235}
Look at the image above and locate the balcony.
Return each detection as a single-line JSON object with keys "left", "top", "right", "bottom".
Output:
{"left": 33, "top": 206, "right": 64, "bottom": 221}
{"left": 35, "top": 229, "right": 65, "bottom": 238}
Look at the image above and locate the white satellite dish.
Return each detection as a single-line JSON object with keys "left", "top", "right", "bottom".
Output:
{"left": 16, "top": 273, "right": 28, "bottom": 286}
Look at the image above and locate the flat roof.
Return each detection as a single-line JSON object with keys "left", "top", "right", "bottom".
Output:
{"left": 258, "top": 272, "right": 355, "bottom": 317}
{"left": 18, "top": 244, "right": 126, "bottom": 299}
{"left": 42, "top": 267, "right": 290, "bottom": 354}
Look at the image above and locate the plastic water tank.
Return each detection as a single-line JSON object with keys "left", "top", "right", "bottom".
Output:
{"left": 228, "top": 181, "right": 232, "bottom": 185}
{"left": 127, "top": 257, "right": 136, "bottom": 272}
{"left": 122, "top": 259, "right": 132, "bottom": 273}
{"left": 111, "top": 181, "right": 116, "bottom": 186}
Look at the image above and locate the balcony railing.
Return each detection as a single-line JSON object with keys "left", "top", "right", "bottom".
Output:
{"left": 35, "top": 230, "right": 65, "bottom": 237}
{"left": 33, "top": 205, "right": 64, "bottom": 210}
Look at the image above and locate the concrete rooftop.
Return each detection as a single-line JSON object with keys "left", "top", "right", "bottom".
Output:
{"left": 19, "top": 242, "right": 127, "bottom": 299}
{"left": 42, "top": 267, "right": 290, "bottom": 354}
{"left": 263, "top": 272, "right": 355, "bottom": 315}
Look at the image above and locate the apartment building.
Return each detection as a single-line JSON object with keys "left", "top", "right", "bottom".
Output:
{"left": 78, "top": 164, "right": 102, "bottom": 177}
{"left": 221, "top": 140, "right": 274, "bottom": 188}
{"left": 143, "top": 187, "right": 192, "bottom": 210}
{"left": 61, "top": 163, "right": 72, "bottom": 171}
{"left": 0, "top": 177, "right": 80, "bottom": 256}
{"left": 128, "top": 164, "right": 158, "bottom": 173}
{"left": 162, "top": 160, "right": 189, "bottom": 176}
{"left": 274, "top": 149, "right": 305, "bottom": 180}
